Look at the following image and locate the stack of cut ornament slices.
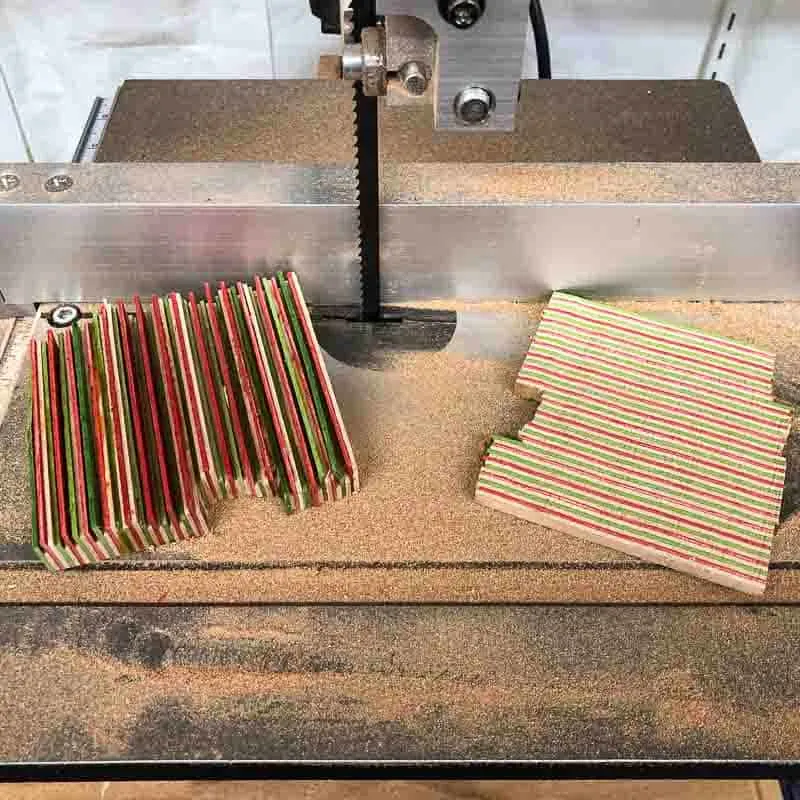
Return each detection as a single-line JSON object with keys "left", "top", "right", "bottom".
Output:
{"left": 476, "top": 292, "right": 791, "bottom": 595}
{"left": 30, "top": 272, "right": 358, "bottom": 570}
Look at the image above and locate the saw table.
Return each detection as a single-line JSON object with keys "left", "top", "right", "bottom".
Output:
{"left": 0, "top": 55, "right": 800, "bottom": 779}
{"left": 1, "top": 297, "right": 800, "bottom": 780}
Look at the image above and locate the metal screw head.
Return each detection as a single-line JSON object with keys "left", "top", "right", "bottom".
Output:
{"left": 399, "top": 62, "right": 428, "bottom": 96}
{"left": 44, "top": 174, "right": 74, "bottom": 192}
{"left": 0, "top": 173, "right": 20, "bottom": 192}
{"left": 454, "top": 86, "right": 495, "bottom": 125}
{"left": 444, "top": 0, "right": 484, "bottom": 29}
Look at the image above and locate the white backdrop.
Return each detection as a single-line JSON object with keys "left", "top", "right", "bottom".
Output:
{"left": 0, "top": 0, "right": 797, "bottom": 161}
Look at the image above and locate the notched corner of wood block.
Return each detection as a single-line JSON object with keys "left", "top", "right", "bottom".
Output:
{"left": 513, "top": 381, "right": 540, "bottom": 401}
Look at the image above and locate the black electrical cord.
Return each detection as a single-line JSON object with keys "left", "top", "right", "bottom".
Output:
{"left": 529, "top": 0, "right": 552, "bottom": 79}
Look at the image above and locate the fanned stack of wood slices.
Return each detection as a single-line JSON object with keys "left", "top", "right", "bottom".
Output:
{"left": 30, "top": 273, "right": 358, "bottom": 570}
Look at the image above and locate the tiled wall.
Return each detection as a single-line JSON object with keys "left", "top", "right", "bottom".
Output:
{"left": 0, "top": 0, "right": 796, "bottom": 161}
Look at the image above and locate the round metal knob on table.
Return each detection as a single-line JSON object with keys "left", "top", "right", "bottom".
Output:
{"left": 453, "top": 86, "right": 495, "bottom": 125}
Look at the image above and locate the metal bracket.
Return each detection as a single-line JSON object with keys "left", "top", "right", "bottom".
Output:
{"left": 378, "top": 0, "right": 529, "bottom": 130}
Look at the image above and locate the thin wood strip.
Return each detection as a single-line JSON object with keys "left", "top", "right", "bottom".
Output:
{"left": 63, "top": 332, "right": 105, "bottom": 562}
{"left": 116, "top": 301, "right": 160, "bottom": 541}
{"left": 238, "top": 282, "right": 304, "bottom": 510}
{"left": 285, "top": 273, "right": 359, "bottom": 492}
{"left": 188, "top": 292, "right": 236, "bottom": 498}
{"left": 45, "top": 332, "right": 73, "bottom": 559}
{"left": 133, "top": 297, "right": 181, "bottom": 539}
{"left": 169, "top": 293, "right": 219, "bottom": 503}
{"left": 261, "top": 277, "right": 329, "bottom": 503}
{"left": 150, "top": 295, "right": 205, "bottom": 538}
{"left": 30, "top": 341, "right": 64, "bottom": 569}
{"left": 100, "top": 305, "right": 145, "bottom": 551}
{"left": 219, "top": 282, "right": 277, "bottom": 494}
{"left": 204, "top": 283, "right": 258, "bottom": 497}
{"left": 84, "top": 322, "right": 122, "bottom": 555}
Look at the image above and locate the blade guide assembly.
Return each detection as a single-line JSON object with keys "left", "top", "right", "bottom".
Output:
{"left": 30, "top": 273, "right": 359, "bottom": 570}
{"left": 476, "top": 292, "right": 791, "bottom": 596}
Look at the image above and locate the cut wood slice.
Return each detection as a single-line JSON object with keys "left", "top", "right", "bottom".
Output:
{"left": 188, "top": 293, "right": 237, "bottom": 499}
{"left": 218, "top": 283, "right": 277, "bottom": 499}
{"left": 63, "top": 331, "right": 106, "bottom": 563}
{"left": 116, "top": 301, "right": 165, "bottom": 546}
{"left": 99, "top": 305, "right": 146, "bottom": 552}
{"left": 168, "top": 293, "right": 221, "bottom": 506}
{"left": 203, "top": 283, "right": 258, "bottom": 497}
{"left": 281, "top": 272, "right": 359, "bottom": 495}
{"left": 111, "top": 304, "right": 155, "bottom": 550}
{"left": 30, "top": 340, "right": 70, "bottom": 570}
{"left": 259, "top": 277, "right": 328, "bottom": 505}
{"left": 133, "top": 296, "right": 180, "bottom": 542}
{"left": 237, "top": 281, "right": 305, "bottom": 512}
{"left": 72, "top": 323, "right": 118, "bottom": 559}
{"left": 84, "top": 321, "right": 125, "bottom": 556}
{"left": 153, "top": 295, "right": 210, "bottom": 539}
{"left": 46, "top": 332, "right": 82, "bottom": 564}
{"left": 43, "top": 339, "right": 78, "bottom": 568}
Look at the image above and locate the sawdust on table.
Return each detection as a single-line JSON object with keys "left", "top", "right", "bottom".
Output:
{"left": 186, "top": 349, "right": 633, "bottom": 565}
{"left": 189, "top": 299, "right": 800, "bottom": 565}
{"left": 3, "top": 300, "right": 800, "bottom": 569}
{"left": 2, "top": 605, "right": 800, "bottom": 761}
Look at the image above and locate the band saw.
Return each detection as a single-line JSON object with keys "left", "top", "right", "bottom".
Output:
{"left": 0, "top": 0, "right": 800, "bottom": 777}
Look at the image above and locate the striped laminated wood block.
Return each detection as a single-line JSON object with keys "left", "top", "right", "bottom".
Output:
{"left": 528, "top": 396, "right": 787, "bottom": 517}
{"left": 474, "top": 292, "right": 792, "bottom": 595}
{"left": 517, "top": 292, "right": 782, "bottom": 399}
{"left": 518, "top": 418, "right": 784, "bottom": 529}
{"left": 519, "top": 332, "right": 790, "bottom": 458}
{"left": 278, "top": 272, "right": 359, "bottom": 496}
{"left": 29, "top": 272, "right": 359, "bottom": 570}
{"left": 476, "top": 436, "right": 776, "bottom": 595}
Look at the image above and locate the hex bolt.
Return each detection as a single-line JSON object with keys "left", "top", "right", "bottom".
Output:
{"left": 453, "top": 86, "right": 495, "bottom": 125}
{"left": 399, "top": 62, "right": 428, "bottom": 96}
{"left": 443, "top": 0, "right": 485, "bottom": 29}
{"left": 0, "top": 173, "right": 20, "bottom": 192}
{"left": 44, "top": 174, "right": 74, "bottom": 192}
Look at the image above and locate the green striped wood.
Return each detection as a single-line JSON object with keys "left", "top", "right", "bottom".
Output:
{"left": 480, "top": 292, "right": 792, "bottom": 595}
